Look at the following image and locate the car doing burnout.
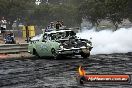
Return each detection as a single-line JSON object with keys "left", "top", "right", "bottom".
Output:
{"left": 28, "top": 29, "right": 93, "bottom": 59}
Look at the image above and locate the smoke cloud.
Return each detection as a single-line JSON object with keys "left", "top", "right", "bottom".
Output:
{"left": 77, "top": 27, "right": 132, "bottom": 55}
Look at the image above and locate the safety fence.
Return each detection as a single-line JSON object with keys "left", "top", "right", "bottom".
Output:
{"left": 0, "top": 43, "right": 28, "bottom": 54}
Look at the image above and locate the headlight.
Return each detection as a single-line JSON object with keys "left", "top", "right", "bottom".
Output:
{"left": 87, "top": 43, "right": 92, "bottom": 46}
{"left": 59, "top": 45, "right": 64, "bottom": 50}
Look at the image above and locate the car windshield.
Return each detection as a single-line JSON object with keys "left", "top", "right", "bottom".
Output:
{"left": 65, "top": 31, "right": 76, "bottom": 37}
{"left": 45, "top": 30, "right": 76, "bottom": 40}
{"left": 50, "top": 33, "right": 57, "bottom": 40}
{"left": 48, "top": 32, "right": 65, "bottom": 40}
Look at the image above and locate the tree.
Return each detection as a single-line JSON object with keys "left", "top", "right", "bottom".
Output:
{"left": 79, "top": 0, "right": 106, "bottom": 27}
{"left": 127, "top": 0, "right": 132, "bottom": 22}
{"left": 105, "top": 0, "right": 128, "bottom": 30}
{"left": 79, "top": 0, "right": 129, "bottom": 30}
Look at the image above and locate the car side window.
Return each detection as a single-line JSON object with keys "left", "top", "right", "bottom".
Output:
{"left": 42, "top": 34, "right": 47, "bottom": 42}
{"left": 66, "top": 31, "right": 70, "bottom": 37}
{"left": 51, "top": 34, "right": 55, "bottom": 40}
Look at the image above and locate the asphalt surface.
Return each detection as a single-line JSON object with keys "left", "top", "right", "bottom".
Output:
{"left": 0, "top": 53, "right": 132, "bottom": 88}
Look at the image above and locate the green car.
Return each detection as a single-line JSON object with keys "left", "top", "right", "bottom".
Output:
{"left": 28, "top": 29, "right": 93, "bottom": 59}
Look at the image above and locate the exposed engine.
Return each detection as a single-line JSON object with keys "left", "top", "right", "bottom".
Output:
{"left": 44, "top": 29, "right": 93, "bottom": 52}
{"left": 59, "top": 37, "right": 92, "bottom": 50}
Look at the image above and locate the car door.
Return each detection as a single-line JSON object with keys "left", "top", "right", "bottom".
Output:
{"left": 36, "top": 40, "right": 50, "bottom": 57}
{"left": 38, "top": 40, "right": 60, "bottom": 57}
{"left": 36, "top": 34, "right": 53, "bottom": 57}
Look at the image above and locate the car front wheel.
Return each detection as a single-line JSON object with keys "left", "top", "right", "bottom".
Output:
{"left": 80, "top": 51, "right": 90, "bottom": 59}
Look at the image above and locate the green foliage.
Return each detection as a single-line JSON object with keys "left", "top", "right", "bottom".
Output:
{"left": 0, "top": 0, "right": 131, "bottom": 29}
{"left": 79, "top": 0, "right": 129, "bottom": 29}
{"left": 79, "top": 0, "right": 105, "bottom": 26}
{"left": 105, "top": 0, "right": 128, "bottom": 29}
{"left": 0, "top": 0, "right": 35, "bottom": 23}
{"left": 0, "top": 0, "right": 80, "bottom": 27}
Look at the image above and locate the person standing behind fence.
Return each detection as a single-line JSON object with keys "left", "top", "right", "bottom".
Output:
{"left": 50, "top": 22, "right": 54, "bottom": 29}
{"left": 56, "top": 21, "right": 62, "bottom": 30}
{"left": 0, "top": 17, "right": 7, "bottom": 37}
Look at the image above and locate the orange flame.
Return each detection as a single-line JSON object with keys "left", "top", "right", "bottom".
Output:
{"left": 78, "top": 66, "right": 86, "bottom": 76}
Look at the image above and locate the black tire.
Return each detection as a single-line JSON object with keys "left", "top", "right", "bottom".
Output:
{"left": 33, "top": 49, "right": 40, "bottom": 58}
{"left": 80, "top": 52, "right": 90, "bottom": 59}
{"left": 51, "top": 48, "right": 58, "bottom": 59}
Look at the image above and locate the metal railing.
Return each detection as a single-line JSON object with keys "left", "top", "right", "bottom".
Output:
{"left": 0, "top": 43, "right": 28, "bottom": 54}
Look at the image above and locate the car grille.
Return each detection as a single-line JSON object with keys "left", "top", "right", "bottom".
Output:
{"left": 61, "top": 39, "right": 87, "bottom": 49}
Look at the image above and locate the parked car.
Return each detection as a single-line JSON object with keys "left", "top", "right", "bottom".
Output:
{"left": 28, "top": 29, "right": 93, "bottom": 59}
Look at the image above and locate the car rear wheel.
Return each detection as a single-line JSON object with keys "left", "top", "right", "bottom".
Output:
{"left": 51, "top": 48, "right": 58, "bottom": 59}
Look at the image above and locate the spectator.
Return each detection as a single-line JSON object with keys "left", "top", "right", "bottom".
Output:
{"left": 61, "top": 20, "right": 64, "bottom": 26}
{"left": 50, "top": 22, "right": 54, "bottom": 29}
{"left": 0, "top": 17, "right": 7, "bottom": 37}
{"left": 45, "top": 25, "right": 51, "bottom": 32}
{"left": 4, "top": 32, "right": 15, "bottom": 44}
{"left": 55, "top": 21, "right": 62, "bottom": 30}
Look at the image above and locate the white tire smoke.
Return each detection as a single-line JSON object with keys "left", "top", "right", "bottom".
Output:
{"left": 77, "top": 27, "right": 132, "bottom": 55}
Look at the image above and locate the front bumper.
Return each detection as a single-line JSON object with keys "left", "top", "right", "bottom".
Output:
{"left": 57, "top": 46, "right": 92, "bottom": 55}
